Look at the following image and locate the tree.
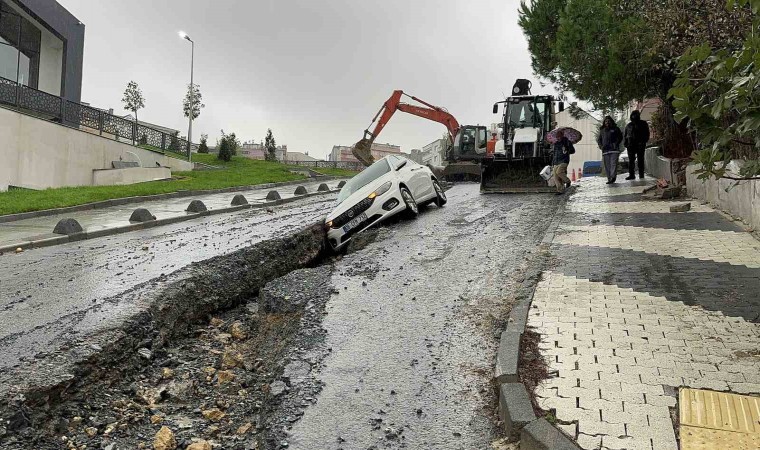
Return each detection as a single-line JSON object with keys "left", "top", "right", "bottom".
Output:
{"left": 264, "top": 129, "right": 277, "bottom": 161}
{"left": 670, "top": 0, "right": 760, "bottom": 181}
{"left": 198, "top": 133, "right": 209, "bottom": 154}
{"left": 183, "top": 83, "right": 205, "bottom": 121}
{"left": 518, "top": 0, "right": 751, "bottom": 158}
{"left": 217, "top": 130, "right": 240, "bottom": 162}
{"left": 122, "top": 80, "right": 145, "bottom": 124}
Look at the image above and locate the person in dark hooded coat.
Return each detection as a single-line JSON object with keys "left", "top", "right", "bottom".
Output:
{"left": 624, "top": 110, "right": 650, "bottom": 179}
{"left": 596, "top": 116, "right": 623, "bottom": 184}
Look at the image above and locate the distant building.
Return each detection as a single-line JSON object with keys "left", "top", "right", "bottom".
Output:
{"left": 409, "top": 149, "right": 423, "bottom": 164}
{"left": 420, "top": 138, "right": 447, "bottom": 166}
{"left": 240, "top": 141, "right": 288, "bottom": 161}
{"left": 330, "top": 143, "right": 403, "bottom": 163}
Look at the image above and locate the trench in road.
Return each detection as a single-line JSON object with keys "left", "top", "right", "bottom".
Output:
{"left": 0, "top": 195, "right": 337, "bottom": 372}
{"left": 282, "top": 184, "right": 563, "bottom": 449}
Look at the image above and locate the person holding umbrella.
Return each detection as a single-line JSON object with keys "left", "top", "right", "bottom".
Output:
{"left": 597, "top": 116, "right": 623, "bottom": 184}
{"left": 551, "top": 129, "right": 576, "bottom": 195}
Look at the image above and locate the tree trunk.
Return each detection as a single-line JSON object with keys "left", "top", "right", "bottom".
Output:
{"left": 660, "top": 101, "right": 694, "bottom": 159}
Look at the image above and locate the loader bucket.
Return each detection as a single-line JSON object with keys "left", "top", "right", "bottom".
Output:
{"left": 480, "top": 157, "right": 556, "bottom": 193}
{"left": 352, "top": 138, "right": 375, "bottom": 167}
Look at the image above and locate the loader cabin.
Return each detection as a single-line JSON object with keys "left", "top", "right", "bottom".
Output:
{"left": 492, "top": 95, "right": 564, "bottom": 160}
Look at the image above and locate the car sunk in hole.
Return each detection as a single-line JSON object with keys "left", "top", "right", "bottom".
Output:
{"left": 325, "top": 155, "right": 447, "bottom": 250}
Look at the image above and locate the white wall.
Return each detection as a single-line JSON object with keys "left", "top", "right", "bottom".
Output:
{"left": 93, "top": 167, "right": 171, "bottom": 186}
{"left": 38, "top": 31, "right": 63, "bottom": 96}
{"left": 0, "top": 107, "right": 193, "bottom": 191}
{"left": 556, "top": 109, "right": 601, "bottom": 177}
{"left": 686, "top": 162, "right": 760, "bottom": 231}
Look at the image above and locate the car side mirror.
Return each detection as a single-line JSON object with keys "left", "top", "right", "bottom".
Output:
{"left": 396, "top": 160, "right": 407, "bottom": 171}
{"left": 493, "top": 104, "right": 499, "bottom": 114}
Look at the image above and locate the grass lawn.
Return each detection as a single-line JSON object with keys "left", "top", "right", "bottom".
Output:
{"left": 0, "top": 154, "right": 353, "bottom": 216}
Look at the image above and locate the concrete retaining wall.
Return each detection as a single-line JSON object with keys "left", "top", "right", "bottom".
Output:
{"left": 92, "top": 167, "right": 172, "bottom": 186}
{"left": 645, "top": 147, "right": 673, "bottom": 182}
{"left": 686, "top": 162, "right": 760, "bottom": 230}
{"left": 0, "top": 107, "right": 193, "bottom": 191}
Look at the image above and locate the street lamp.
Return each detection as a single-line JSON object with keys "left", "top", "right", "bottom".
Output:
{"left": 179, "top": 31, "right": 194, "bottom": 161}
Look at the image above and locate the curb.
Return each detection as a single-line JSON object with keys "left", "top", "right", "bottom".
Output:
{"left": 0, "top": 189, "right": 340, "bottom": 254}
{"left": 493, "top": 193, "right": 580, "bottom": 449}
{"left": 0, "top": 176, "right": 346, "bottom": 224}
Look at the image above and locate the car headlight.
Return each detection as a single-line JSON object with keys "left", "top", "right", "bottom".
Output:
{"left": 368, "top": 182, "right": 392, "bottom": 199}
{"left": 324, "top": 220, "right": 333, "bottom": 230}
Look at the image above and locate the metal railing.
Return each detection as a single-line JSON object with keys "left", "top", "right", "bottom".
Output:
{"left": 0, "top": 76, "right": 192, "bottom": 160}
{"left": 288, "top": 160, "right": 364, "bottom": 171}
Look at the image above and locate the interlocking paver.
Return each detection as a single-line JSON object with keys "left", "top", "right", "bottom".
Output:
{"left": 528, "top": 177, "right": 760, "bottom": 450}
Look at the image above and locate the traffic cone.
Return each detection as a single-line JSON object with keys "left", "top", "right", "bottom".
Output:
{"left": 571, "top": 168, "right": 577, "bottom": 182}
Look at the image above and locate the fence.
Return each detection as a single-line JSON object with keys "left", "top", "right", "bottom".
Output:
{"left": 287, "top": 160, "right": 365, "bottom": 171}
{"left": 0, "top": 76, "right": 191, "bottom": 160}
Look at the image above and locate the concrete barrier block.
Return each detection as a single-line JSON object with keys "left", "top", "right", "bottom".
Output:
{"left": 499, "top": 383, "right": 537, "bottom": 439}
{"left": 129, "top": 208, "right": 156, "bottom": 223}
{"left": 266, "top": 191, "right": 281, "bottom": 201}
{"left": 186, "top": 200, "right": 208, "bottom": 213}
{"left": 338, "top": 180, "right": 347, "bottom": 188}
{"left": 53, "top": 218, "right": 83, "bottom": 235}
{"left": 520, "top": 418, "right": 581, "bottom": 450}
{"left": 231, "top": 194, "right": 248, "bottom": 206}
{"left": 495, "top": 331, "right": 521, "bottom": 384}
{"left": 294, "top": 186, "right": 308, "bottom": 195}
{"left": 317, "top": 183, "right": 330, "bottom": 192}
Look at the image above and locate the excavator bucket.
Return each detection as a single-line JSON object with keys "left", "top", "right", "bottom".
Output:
{"left": 352, "top": 138, "right": 375, "bottom": 167}
{"left": 480, "top": 157, "right": 556, "bottom": 193}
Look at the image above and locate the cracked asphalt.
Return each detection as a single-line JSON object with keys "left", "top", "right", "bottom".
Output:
{"left": 283, "top": 184, "right": 563, "bottom": 449}
{"left": 0, "top": 195, "right": 337, "bottom": 372}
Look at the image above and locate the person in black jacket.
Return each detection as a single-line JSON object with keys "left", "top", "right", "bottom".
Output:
{"left": 596, "top": 116, "right": 623, "bottom": 184}
{"left": 624, "top": 110, "right": 650, "bottom": 180}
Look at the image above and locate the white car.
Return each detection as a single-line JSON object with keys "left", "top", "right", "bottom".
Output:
{"left": 325, "top": 155, "right": 447, "bottom": 250}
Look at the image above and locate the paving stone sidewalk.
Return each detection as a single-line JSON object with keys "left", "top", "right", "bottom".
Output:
{"left": 528, "top": 177, "right": 760, "bottom": 450}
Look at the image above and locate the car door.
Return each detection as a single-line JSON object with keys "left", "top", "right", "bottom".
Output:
{"left": 407, "top": 158, "right": 433, "bottom": 199}
{"left": 391, "top": 156, "right": 419, "bottom": 198}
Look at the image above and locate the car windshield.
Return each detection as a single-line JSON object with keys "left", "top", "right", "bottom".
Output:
{"left": 336, "top": 159, "right": 390, "bottom": 204}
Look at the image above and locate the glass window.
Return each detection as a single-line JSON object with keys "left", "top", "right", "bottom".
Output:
{"left": 0, "top": 2, "right": 40, "bottom": 87}
{"left": 337, "top": 158, "right": 391, "bottom": 204}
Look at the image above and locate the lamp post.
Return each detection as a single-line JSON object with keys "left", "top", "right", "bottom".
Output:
{"left": 179, "top": 31, "right": 194, "bottom": 161}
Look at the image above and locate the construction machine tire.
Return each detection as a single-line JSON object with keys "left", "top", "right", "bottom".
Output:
{"left": 432, "top": 180, "right": 447, "bottom": 207}
{"left": 352, "top": 138, "right": 375, "bottom": 167}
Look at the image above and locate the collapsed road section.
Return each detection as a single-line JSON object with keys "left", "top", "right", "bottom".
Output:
{"left": 0, "top": 184, "right": 566, "bottom": 450}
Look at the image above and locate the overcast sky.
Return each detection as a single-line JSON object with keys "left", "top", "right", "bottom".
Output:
{"left": 58, "top": 0, "right": 561, "bottom": 159}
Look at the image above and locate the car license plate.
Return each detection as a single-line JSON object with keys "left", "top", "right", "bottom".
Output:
{"left": 342, "top": 213, "right": 368, "bottom": 233}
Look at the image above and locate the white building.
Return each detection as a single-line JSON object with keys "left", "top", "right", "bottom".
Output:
{"left": 555, "top": 106, "right": 601, "bottom": 177}
{"left": 420, "top": 138, "right": 448, "bottom": 166}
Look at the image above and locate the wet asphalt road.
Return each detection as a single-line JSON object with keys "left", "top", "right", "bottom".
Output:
{"left": 286, "top": 184, "right": 562, "bottom": 450}
{"left": 0, "top": 195, "right": 337, "bottom": 372}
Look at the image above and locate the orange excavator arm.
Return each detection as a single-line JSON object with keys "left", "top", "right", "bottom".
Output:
{"left": 352, "top": 90, "right": 461, "bottom": 166}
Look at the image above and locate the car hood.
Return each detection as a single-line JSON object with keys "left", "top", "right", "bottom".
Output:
{"left": 326, "top": 173, "right": 395, "bottom": 221}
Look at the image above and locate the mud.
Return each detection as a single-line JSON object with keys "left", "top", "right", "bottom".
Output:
{"left": 0, "top": 223, "right": 330, "bottom": 449}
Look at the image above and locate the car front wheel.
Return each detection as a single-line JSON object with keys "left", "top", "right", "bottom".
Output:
{"left": 400, "top": 187, "right": 418, "bottom": 219}
{"left": 432, "top": 180, "right": 447, "bottom": 207}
